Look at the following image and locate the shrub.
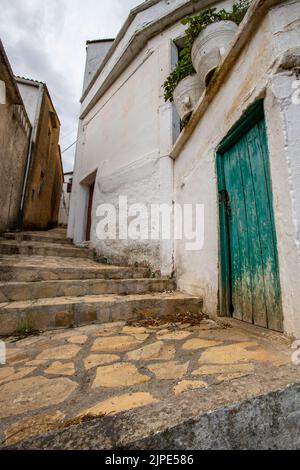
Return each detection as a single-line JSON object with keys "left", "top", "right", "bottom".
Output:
{"left": 163, "top": 53, "right": 195, "bottom": 102}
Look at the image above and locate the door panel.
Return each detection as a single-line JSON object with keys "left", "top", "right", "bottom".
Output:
{"left": 86, "top": 182, "right": 95, "bottom": 242}
{"left": 256, "top": 120, "right": 283, "bottom": 332}
{"left": 236, "top": 138, "right": 267, "bottom": 327}
{"left": 223, "top": 146, "right": 244, "bottom": 321}
{"left": 218, "top": 103, "right": 283, "bottom": 331}
{"left": 246, "top": 125, "right": 279, "bottom": 328}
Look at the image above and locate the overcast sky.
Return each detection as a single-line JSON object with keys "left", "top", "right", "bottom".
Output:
{"left": 0, "top": 0, "right": 142, "bottom": 172}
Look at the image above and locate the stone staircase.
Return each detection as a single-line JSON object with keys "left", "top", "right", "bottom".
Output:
{"left": 0, "top": 229, "right": 203, "bottom": 336}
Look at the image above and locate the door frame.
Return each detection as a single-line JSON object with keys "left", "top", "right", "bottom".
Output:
{"left": 216, "top": 100, "right": 281, "bottom": 320}
{"left": 86, "top": 181, "right": 95, "bottom": 241}
{"left": 80, "top": 169, "right": 97, "bottom": 242}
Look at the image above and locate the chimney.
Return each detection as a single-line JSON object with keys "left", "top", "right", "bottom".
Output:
{"left": 82, "top": 39, "right": 114, "bottom": 96}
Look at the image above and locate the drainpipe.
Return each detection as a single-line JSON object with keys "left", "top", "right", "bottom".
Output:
{"left": 18, "top": 83, "right": 44, "bottom": 229}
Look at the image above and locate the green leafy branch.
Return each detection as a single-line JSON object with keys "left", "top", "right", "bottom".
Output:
{"left": 163, "top": 0, "right": 251, "bottom": 103}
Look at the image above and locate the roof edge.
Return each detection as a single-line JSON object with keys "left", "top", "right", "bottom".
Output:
{"left": 0, "top": 40, "right": 32, "bottom": 128}
{"left": 86, "top": 38, "right": 115, "bottom": 45}
{"left": 15, "top": 76, "right": 45, "bottom": 87}
{"left": 0, "top": 40, "right": 24, "bottom": 106}
{"left": 44, "top": 84, "right": 61, "bottom": 127}
{"left": 80, "top": 0, "right": 162, "bottom": 102}
{"left": 15, "top": 77, "right": 61, "bottom": 126}
{"left": 80, "top": 0, "right": 218, "bottom": 117}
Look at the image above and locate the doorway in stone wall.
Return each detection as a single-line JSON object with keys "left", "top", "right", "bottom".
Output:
{"left": 86, "top": 181, "right": 95, "bottom": 241}
{"left": 217, "top": 101, "right": 283, "bottom": 332}
{"left": 80, "top": 170, "right": 97, "bottom": 242}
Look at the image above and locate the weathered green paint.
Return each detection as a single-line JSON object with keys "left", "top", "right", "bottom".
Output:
{"left": 217, "top": 101, "right": 283, "bottom": 332}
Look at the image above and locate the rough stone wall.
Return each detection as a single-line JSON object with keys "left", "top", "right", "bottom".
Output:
{"left": 0, "top": 67, "right": 30, "bottom": 232}
{"left": 129, "top": 383, "right": 300, "bottom": 450}
{"left": 22, "top": 90, "right": 63, "bottom": 230}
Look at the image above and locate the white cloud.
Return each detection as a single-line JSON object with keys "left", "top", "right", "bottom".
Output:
{"left": 0, "top": 0, "right": 141, "bottom": 171}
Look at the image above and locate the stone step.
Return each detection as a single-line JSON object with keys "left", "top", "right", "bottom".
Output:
{"left": 1, "top": 232, "right": 72, "bottom": 246}
{"left": 0, "top": 240, "right": 93, "bottom": 259}
{"left": 0, "top": 278, "right": 176, "bottom": 302}
{"left": 0, "top": 293, "right": 203, "bottom": 336}
{"left": 0, "top": 256, "right": 150, "bottom": 282}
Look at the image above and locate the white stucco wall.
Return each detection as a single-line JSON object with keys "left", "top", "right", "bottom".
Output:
{"left": 69, "top": 1, "right": 192, "bottom": 273}
{"left": 17, "top": 81, "right": 40, "bottom": 127}
{"left": 174, "top": 0, "right": 300, "bottom": 337}
{"left": 69, "top": 0, "right": 300, "bottom": 336}
{"left": 69, "top": 0, "right": 231, "bottom": 274}
{"left": 69, "top": 37, "right": 174, "bottom": 272}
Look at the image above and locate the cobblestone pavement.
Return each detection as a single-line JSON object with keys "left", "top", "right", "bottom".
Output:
{"left": 0, "top": 318, "right": 292, "bottom": 447}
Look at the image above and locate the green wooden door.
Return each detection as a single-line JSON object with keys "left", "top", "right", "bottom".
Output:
{"left": 217, "top": 102, "right": 283, "bottom": 332}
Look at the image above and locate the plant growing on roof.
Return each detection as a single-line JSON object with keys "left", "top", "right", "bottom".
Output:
{"left": 182, "top": 0, "right": 250, "bottom": 48}
{"left": 163, "top": 51, "right": 195, "bottom": 103}
{"left": 163, "top": 0, "right": 251, "bottom": 103}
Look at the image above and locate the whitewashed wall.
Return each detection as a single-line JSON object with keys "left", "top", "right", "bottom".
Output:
{"left": 68, "top": 0, "right": 229, "bottom": 275}
{"left": 68, "top": 0, "right": 300, "bottom": 336}
{"left": 174, "top": 0, "right": 300, "bottom": 337}
{"left": 17, "top": 82, "right": 40, "bottom": 127}
{"left": 75, "top": 34, "right": 179, "bottom": 273}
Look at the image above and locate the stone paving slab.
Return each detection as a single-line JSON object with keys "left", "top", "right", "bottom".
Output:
{"left": 0, "top": 318, "right": 296, "bottom": 449}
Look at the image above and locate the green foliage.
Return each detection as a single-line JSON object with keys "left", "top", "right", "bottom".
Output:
{"left": 182, "top": 0, "right": 250, "bottom": 47}
{"left": 163, "top": 53, "right": 195, "bottom": 102}
{"left": 228, "top": 0, "right": 251, "bottom": 25}
{"left": 163, "top": 0, "right": 251, "bottom": 103}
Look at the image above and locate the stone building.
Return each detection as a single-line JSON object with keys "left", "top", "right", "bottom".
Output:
{"left": 68, "top": 0, "right": 300, "bottom": 338}
{"left": 58, "top": 171, "right": 73, "bottom": 227}
{"left": 0, "top": 40, "right": 31, "bottom": 233}
{"left": 16, "top": 77, "right": 64, "bottom": 230}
